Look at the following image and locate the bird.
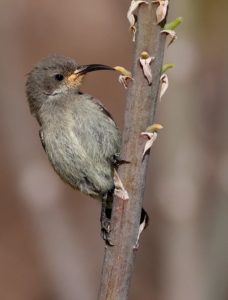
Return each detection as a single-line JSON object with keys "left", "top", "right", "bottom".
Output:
{"left": 26, "top": 55, "right": 148, "bottom": 245}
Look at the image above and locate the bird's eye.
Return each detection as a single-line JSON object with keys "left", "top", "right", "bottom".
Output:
{"left": 54, "top": 74, "right": 64, "bottom": 81}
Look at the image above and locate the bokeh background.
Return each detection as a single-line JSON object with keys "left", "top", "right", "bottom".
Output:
{"left": 0, "top": 1, "right": 228, "bottom": 299}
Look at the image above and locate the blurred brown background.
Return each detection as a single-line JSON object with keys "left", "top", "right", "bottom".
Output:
{"left": 0, "top": 0, "right": 228, "bottom": 299}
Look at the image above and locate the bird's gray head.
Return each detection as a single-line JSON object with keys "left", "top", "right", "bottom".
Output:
{"left": 26, "top": 55, "right": 114, "bottom": 116}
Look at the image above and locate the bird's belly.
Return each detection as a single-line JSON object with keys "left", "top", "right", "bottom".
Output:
{"left": 43, "top": 128, "right": 114, "bottom": 197}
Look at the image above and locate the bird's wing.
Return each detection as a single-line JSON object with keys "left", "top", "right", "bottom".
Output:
{"left": 71, "top": 95, "right": 121, "bottom": 158}
{"left": 69, "top": 95, "right": 121, "bottom": 193}
{"left": 93, "top": 99, "right": 115, "bottom": 122}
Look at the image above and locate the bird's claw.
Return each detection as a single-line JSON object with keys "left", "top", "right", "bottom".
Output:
{"left": 101, "top": 217, "right": 114, "bottom": 246}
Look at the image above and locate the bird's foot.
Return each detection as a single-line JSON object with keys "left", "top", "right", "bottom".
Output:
{"left": 112, "top": 154, "right": 131, "bottom": 167}
{"left": 100, "top": 205, "right": 114, "bottom": 246}
{"left": 100, "top": 215, "right": 114, "bottom": 246}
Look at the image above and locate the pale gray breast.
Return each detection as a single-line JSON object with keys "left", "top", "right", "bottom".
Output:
{"left": 39, "top": 94, "right": 120, "bottom": 194}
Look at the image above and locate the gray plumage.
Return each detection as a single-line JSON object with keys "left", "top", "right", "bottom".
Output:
{"left": 26, "top": 55, "right": 121, "bottom": 200}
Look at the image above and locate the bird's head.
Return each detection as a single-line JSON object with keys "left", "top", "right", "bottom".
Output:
{"left": 26, "top": 55, "right": 114, "bottom": 115}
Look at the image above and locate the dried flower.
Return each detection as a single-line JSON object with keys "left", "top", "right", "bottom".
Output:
{"left": 159, "top": 73, "right": 168, "bottom": 101}
{"left": 161, "top": 29, "right": 177, "bottom": 47}
{"left": 141, "top": 124, "right": 163, "bottom": 159}
{"left": 139, "top": 51, "right": 155, "bottom": 85}
{"left": 127, "top": 0, "right": 148, "bottom": 41}
{"left": 114, "top": 66, "right": 133, "bottom": 89}
{"left": 152, "top": 0, "right": 169, "bottom": 24}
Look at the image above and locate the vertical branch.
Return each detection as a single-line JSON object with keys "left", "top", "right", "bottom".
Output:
{"left": 98, "top": 3, "right": 168, "bottom": 300}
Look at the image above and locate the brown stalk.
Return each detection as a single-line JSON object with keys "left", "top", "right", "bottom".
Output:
{"left": 98, "top": 3, "right": 168, "bottom": 300}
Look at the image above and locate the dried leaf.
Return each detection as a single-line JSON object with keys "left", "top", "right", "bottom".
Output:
{"left": 139, "top": 51, "right": 155, "bottom": 85}
{"left": 114, "top": 170, "right": 129, "bottom": 200}
{"left": 161, "top": 29, "right": 177, "bottom": 47}
{"left": 152, "top": 0, "right": 169, "bottom": 24}
{"left": 159, "top": 73, "right": 168, "bottom": 100}
{"left": 114, "top": 66, "right": 133, "bottom": 89}
{"left": 127, "top": 0, "right": 148, "bottom": 41}
{"left": 164, "top": 17, "right": 183, "bottom": 30}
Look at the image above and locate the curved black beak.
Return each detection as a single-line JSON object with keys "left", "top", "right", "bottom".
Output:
{"left": 76, "top": 64, "right": 114, "bottom": 75}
